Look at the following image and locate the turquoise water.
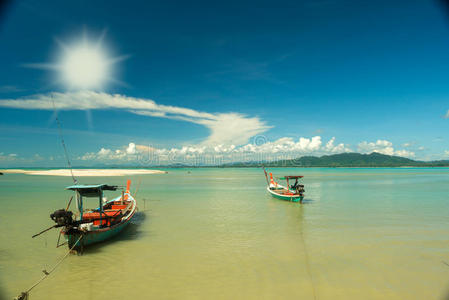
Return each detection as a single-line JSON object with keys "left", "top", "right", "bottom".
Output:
{"left": 1, "top": 168, "right": 449, "bottom": 299}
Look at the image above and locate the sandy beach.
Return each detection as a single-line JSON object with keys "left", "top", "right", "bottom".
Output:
{"left": 0, "top": 169, "right": 167, "bottom": 176}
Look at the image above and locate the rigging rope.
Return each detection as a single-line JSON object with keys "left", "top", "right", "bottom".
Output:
{"left": 51, "top": 97, "right": 77, "bottom": 184}
{"left": 15, "top": 235, "right": 84, "bottom": 300}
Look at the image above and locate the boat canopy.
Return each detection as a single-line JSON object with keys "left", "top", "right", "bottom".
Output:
{"left": 66, "top": 184, "right": 118, "bottom": 197}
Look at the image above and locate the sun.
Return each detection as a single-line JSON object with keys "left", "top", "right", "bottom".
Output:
{"left": 26, "top": 29, "right": 128, "bottom": 90}
{"left": 61, "top": 44, "right": 109, "bottom": 89}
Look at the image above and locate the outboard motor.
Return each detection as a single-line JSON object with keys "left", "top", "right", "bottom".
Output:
{"left": 298, "top": 185, "right": 305, "bottom": 196}
{"left": 50, "top": 209, "right": 73, "bottom": 227}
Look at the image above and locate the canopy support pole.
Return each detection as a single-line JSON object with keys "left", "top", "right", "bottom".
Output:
{"left": 99, "top": 189, "right": 103, "bottom": 226}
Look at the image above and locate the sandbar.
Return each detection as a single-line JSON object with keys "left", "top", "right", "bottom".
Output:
{"left": 0, "top": 169, "right": 167, "bottom": 177}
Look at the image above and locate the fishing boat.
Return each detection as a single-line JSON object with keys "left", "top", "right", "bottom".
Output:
{"left": 34, "top": 179, "right": 137, "bottom": 252}
{"left": 263, "top": 168, "right": 305, "bottom": 202}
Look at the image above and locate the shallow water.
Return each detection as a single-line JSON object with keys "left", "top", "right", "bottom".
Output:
{"left": 1, "top": 168, "right": 449, "bottom": 300}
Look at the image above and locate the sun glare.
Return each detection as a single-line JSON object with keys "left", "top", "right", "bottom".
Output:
{"left": 61, "top": 44, "right": 109, "bottom": 89}
{"left": 26, "top": 29, "right": 128, "bottom": 90}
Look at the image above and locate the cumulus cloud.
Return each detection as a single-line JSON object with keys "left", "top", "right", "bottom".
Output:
{"left": 358, "top": 140, "right": 394, "bottom": 155}
{"left": 81, "top": 147, "right": 129, "bottom": 161}
{"left": 77, "top": 137, "right": 352, "bottom": 165}
{"left": 238, "top": 136, "right": 325, "bottom": 154}
{"left": 357, "top": 139, "right": 415, "bottom": 157}
{"left": 445, "top": 110, "right": 449, "bottom": 119}
{"left": 126, "top": 142, "right": 136, "bottom": 154}
{"left": 324, "top": 137, "right": 351, "bottom": 153}
{"left": 0, "top": 91, "right": 271, "bottom": 146}
{"left": 98, "top": 148, "right": 111, "bottom": 156}
{"left": 29, "top": 137, "right": 422, "bottom": 166}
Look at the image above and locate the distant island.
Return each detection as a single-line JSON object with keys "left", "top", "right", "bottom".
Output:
{"left": 223, "top": 152, "right": 449, "bottom": 168}
{"left": 2, "top": 153, "right": 449, "bottom": 170}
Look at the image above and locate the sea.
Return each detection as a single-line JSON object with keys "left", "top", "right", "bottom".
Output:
{"left": 1, "top": 168, "right": 448, "bottom": 300}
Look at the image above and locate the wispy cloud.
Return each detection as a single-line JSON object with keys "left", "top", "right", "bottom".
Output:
{"left": 0, "top": 91, "right": 271, "bottom": 146}
{"left": 0, "top": 152, "right": 18, "bottom": 161}
{"left": 0, "top": 85, "right": 25, "bottom": 93}
{"left": 444, "top": 110, "right": 449, "bottom": 119}
{"left": 205, "top": 54, "right": 292, "bottom": 85}
{"left": 402, "top": 142, "right": 412, "bottom": 148}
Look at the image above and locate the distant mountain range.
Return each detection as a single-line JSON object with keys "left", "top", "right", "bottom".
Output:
{"left": 224, "top": 152, "right": 449, "bottom": 167}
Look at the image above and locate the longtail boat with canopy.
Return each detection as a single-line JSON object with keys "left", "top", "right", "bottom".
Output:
{"left": 33, "top": 179, "right": 137, "bottom": 252}
{"left": 263, "top": 168, "right": 305, "bottom": 202}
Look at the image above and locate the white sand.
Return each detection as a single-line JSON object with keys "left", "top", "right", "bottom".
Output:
{"left": 0, "top": 169, "right": 167, "bottom": 177}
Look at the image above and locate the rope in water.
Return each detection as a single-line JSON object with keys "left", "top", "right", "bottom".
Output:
{"left": 298, "top": 216, "right": 317, "bottom": 300}
{"left": 134, "top": 179, "right": 142, "bottom": 198}
{"left": 15, "top": 235, "right": 83, "bottom": 300}
{"left": 51, "top": 97, "right": 77, "bottom": 184}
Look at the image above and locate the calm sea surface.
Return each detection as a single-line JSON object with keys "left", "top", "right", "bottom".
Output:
{"left": 1, "top": 168, "right": 449, "bottom": 300}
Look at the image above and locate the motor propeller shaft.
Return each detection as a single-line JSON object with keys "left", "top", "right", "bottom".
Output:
{"left": 32, "top": 225, "right": 58, "bottom": 238}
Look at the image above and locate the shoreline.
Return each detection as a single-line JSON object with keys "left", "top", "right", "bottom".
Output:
{"left": 0, "top": 169, "right": 168, "bottom": 177}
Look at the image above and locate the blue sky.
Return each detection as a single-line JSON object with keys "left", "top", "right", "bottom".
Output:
{"left": 0, "top": 0, "right": 448, "bottom": 166}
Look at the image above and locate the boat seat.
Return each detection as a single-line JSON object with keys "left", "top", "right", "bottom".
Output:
{"left": 111, "top": 204, "right": 128, "bottom": 210}
{"left": 82, "top": 210, "right": 123, "bottom": 226}
{"left": 83, "top": 210, "right": 122, "bottom": 219}
{"left": 113, "top": 201, "right": 130, "bottom": 205}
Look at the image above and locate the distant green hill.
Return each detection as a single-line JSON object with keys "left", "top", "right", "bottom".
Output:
{"left": 10, "top": 152, "right": 448, "bottom": 168}
{"left": 225, "top": 152, "right": 449, "bottom": 167}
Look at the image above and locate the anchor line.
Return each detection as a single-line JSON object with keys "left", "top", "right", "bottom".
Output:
{"left": 51, "top": 97, "right": 77, "bottom": 184}
{"left": 134, "top": 179, "right": 142, "bottom": 198}
{"left": 15, "top": 235, "right": 84, "bottom": 300}
{"left": 299, "top": 220, "right": 317, "bottom": 300}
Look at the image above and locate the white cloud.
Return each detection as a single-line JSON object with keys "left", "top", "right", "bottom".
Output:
{"left": 126, "top": 142, "right": 136, "bottom": 154}
{"left": 0, "top": 91, "right": 271, "bottom": 146}
{"left": 98, "top": 148, "right": 111, "bottom": 156}
{"left": 214, "top": 144, "right": 236, "bottom": 153}
{"left": 444, "top": 150, "right": 449, "bottom": 157}
{"left": 76, "top": 137, "right": 352, "bottom": 165}
{"left": 394, "top": 150, "right": 415, "bottom": 157}
{"left": 325, "top": 137, "right": 351, "bottom": 153}
{"left": 358, "top": 139, "right": 415, "bottom": 157}
{"left": 444, "top": 110, "right": 449, "bottom": 119}
{"left": 0, "top": 153, "right": 19, "bottom": 161}
{"left": 358, "top": 140, "right": 394, "bottom": 155}
{"left": 1, "top": 91, "right": 432, "bottom": 164}
{"left": 199, "top": 113, "right": 269, "bottom": 146}
{"left": 81, "top": 145, "right": 129, "bottom": 161}
{"left": 243, "top": 136, "right": 325, "bottom": 154}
